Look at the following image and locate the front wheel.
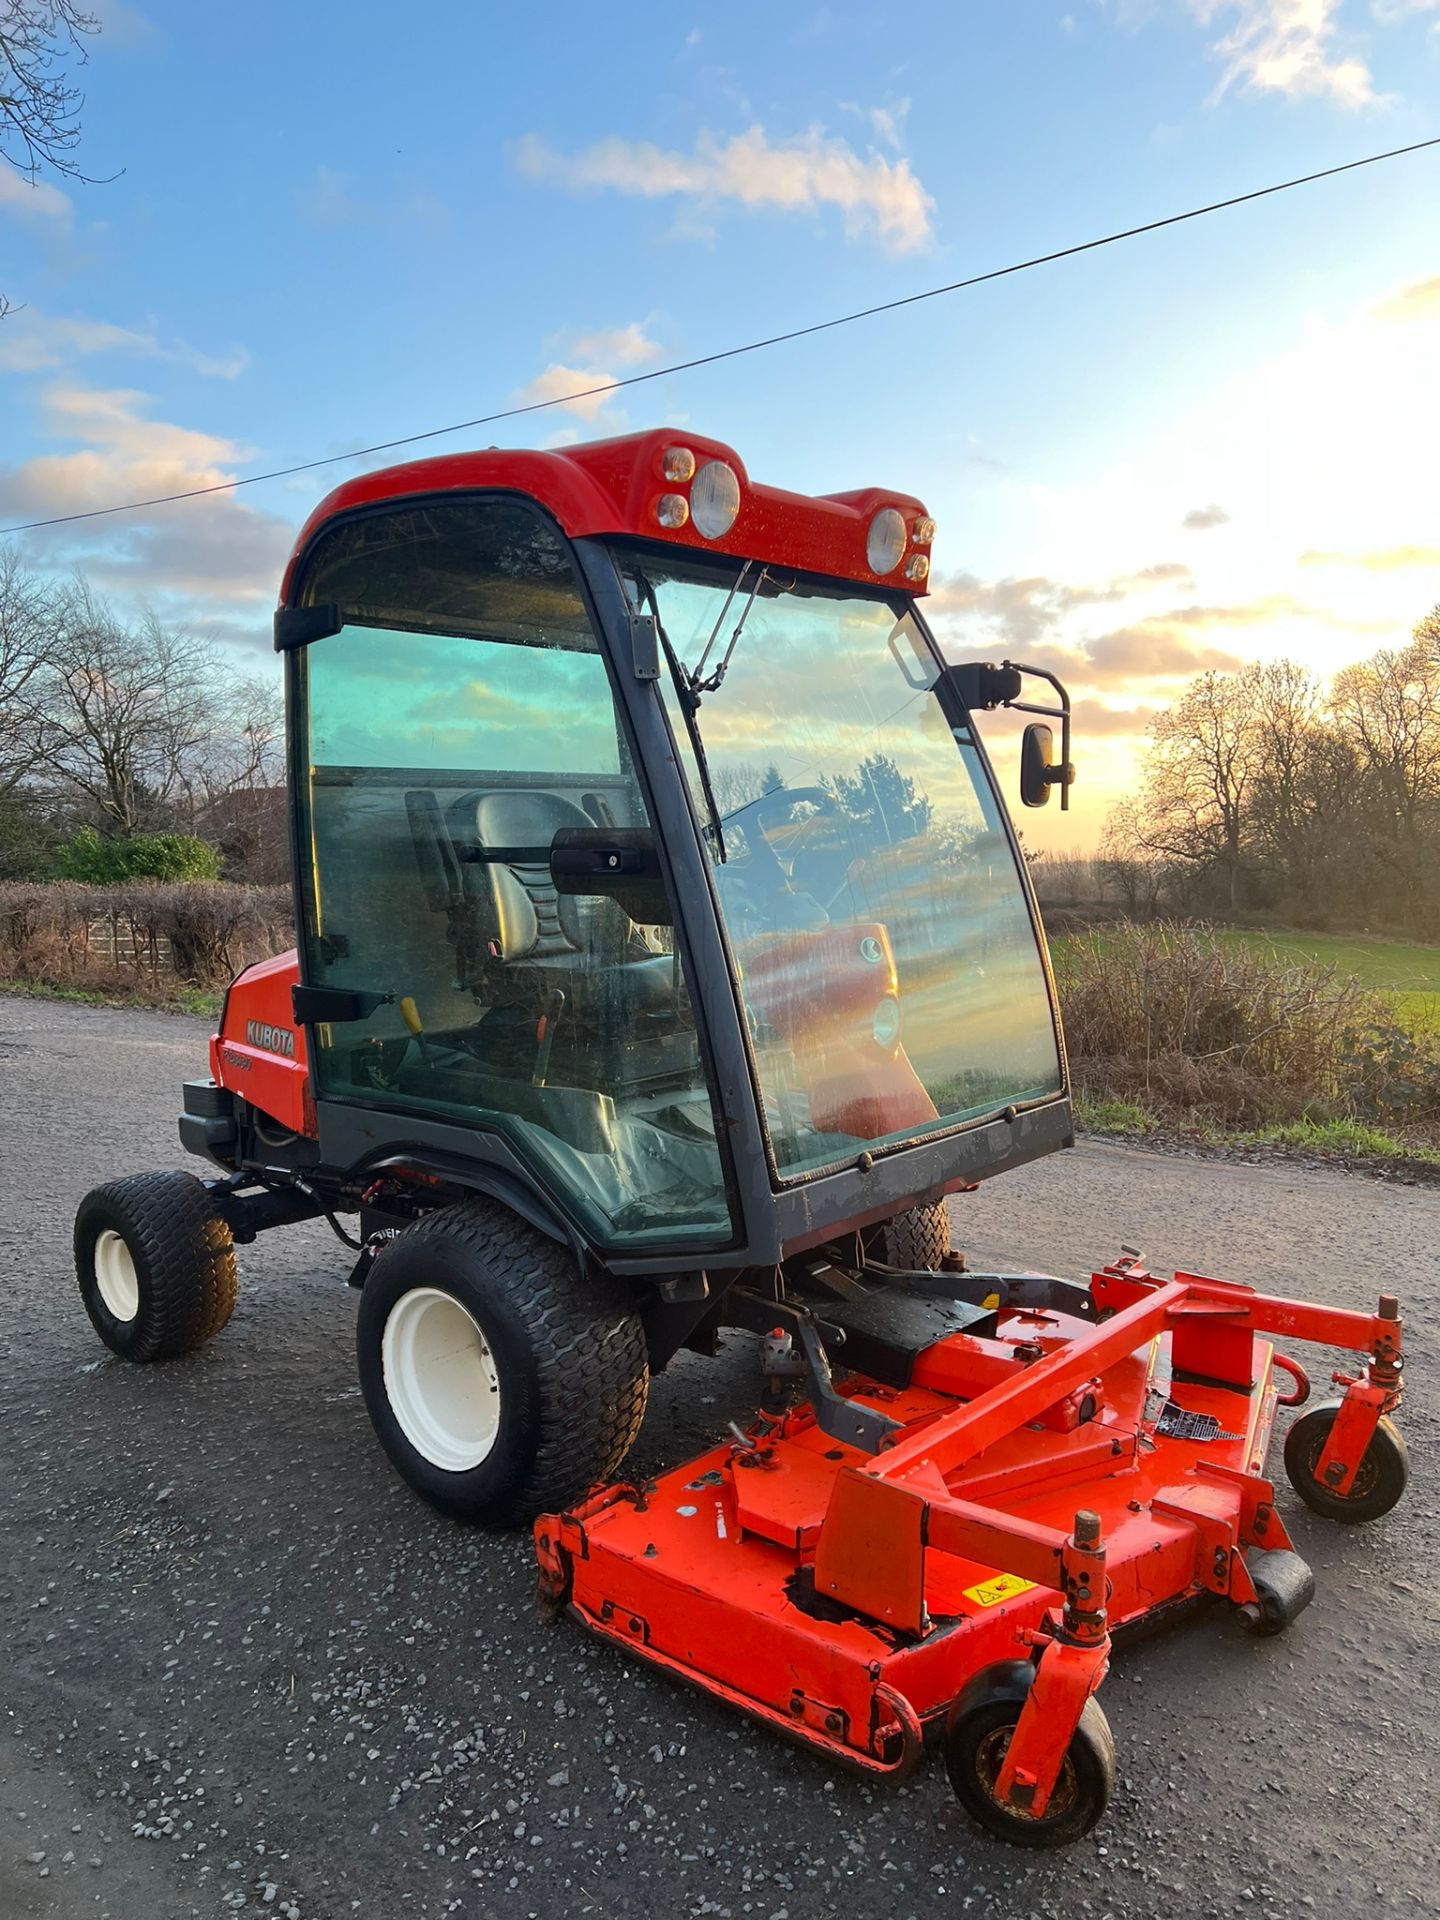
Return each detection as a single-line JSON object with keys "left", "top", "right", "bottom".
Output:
{"left": 74, "top": 1171, "right": 237, "bottom": 1362}
{"left": 876, "top": 1201, "right": 952, "bottom": 1271}
{"left": 944, "top": 1662, "right": 1115, "bottom": 1847}
{"left": 356, "top": 1199, "right": 648, "bottom": 1526}
{"left": 1283, "top": 1400, "right": 1409, "bottom": 1523}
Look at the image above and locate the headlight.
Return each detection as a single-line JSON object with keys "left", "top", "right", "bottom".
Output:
{"left": 655, "top": 493, "right": 690, "bottom": 529}
{"left": 872, "top": 995, "right": 902, "bottom": 1048}
{"left": 691, "top": 460, "right": 741, "bottom": 539}
{"left": 905, "top": 553, "right": 930, "bottom": 584}
{"left": 866, "top": 508, "right": 906, "bottom": 575}
{"left": 661, "top": 445, "right": 696, "bottom": 482}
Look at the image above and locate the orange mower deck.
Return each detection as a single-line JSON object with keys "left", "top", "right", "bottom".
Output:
{"left": 537, "top": 1257, "right": 1406, "bottom": 1845}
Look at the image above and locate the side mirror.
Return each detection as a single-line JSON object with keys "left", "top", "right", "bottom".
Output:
{"left": 941, "top": 658, "right": 1076, "bottom": 811}
{"left": 1020, "top": 723, "right": 1075, "bottom": 809}
{"left": 550, "top": 827, "right": 671, "bottom": 925}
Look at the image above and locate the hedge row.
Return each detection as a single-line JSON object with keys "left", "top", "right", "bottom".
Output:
{"left": 0, "top": 881, "right": 294, "bottom": 991}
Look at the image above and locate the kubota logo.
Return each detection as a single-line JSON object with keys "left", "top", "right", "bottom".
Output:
{"left": 246, "top": 1019, "right": 296, "bottom": 1058}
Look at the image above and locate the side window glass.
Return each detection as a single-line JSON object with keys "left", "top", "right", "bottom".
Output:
{"left": 296, "top": 500, "right": 732, "bottom": 1251}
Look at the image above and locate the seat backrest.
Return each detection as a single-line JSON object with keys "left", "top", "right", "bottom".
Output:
{"left": 461, "top": 789, "right": 595, "bottom": 962}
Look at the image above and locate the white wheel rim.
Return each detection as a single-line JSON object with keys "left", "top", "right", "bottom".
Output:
{"left": 380, "top": 1287, "right": 502, "bottom": 1473}
{"left": 94, "top": 1228, "right": 140, "bottom": 1322}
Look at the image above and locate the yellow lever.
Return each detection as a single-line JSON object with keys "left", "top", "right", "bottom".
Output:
{"left": 399, "top": 996, "right": 424, "bottom": 1037}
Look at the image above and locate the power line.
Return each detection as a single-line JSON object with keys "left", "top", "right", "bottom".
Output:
{"left": 4, "top": 132, "right": 1438, "bottom": 537}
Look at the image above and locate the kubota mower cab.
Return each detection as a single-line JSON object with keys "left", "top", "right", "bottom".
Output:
{"left": 75, "top": 431, "right": 1410, "bottom": 1845}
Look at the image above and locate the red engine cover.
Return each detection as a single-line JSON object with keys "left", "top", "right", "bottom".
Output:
{"left": 211, "top": 949, "right": 315, "bottom": 1137}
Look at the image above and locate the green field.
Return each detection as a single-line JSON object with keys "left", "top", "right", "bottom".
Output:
{"left": 1208, "top": 928, "right": 1440, "bottom": 1035}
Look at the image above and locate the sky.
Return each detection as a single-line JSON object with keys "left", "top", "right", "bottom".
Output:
{"left": 2, "top": 0, "right": 1438, "bottom": 850}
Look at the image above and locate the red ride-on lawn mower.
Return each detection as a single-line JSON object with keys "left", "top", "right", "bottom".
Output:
{"left": 74, "top": 431, "right": 1410, "bottom": 1844}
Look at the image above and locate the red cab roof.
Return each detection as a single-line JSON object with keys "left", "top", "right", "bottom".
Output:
{"left": 280, "top": 429, "right": 932, "bottom": 600}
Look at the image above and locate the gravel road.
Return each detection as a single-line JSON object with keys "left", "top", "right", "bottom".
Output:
{"left": 2, "top": 994, "right": 1436, "bottom": 1920}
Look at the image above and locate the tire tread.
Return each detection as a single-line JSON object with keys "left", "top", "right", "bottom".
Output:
{"left": 75, "top": 1171, "right": 237, "bottom": 1361}
{"left": 388, "top": 1200, "right": 648, "bottom": 1522}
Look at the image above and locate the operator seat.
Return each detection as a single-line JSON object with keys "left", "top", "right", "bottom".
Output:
{"left": 449, "top": 788, "right": 675, "bottom": 1076}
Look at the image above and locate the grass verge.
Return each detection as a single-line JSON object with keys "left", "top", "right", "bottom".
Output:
{"left": 1077, "top": 1093, "right": 1440, "bottom": 1171}
{"left": 0, "top": 977, "right": 222, "bottom": 1018}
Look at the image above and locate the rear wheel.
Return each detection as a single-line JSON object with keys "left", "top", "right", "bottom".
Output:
{"left": 356, "top": 1199, "right": 648, "bottom": 1526}
{"left": 877, "top": 1201, "right": 951, "bottom": 1271}
{"left": 74, "top": 1172, "right": 237, "bottom": 1362}
{"left": 944, "top": 1662, "right": 1115, "bottom": 1847}
{"left": 1283, "top": 1401, "right": 1409, "bottom": 1523}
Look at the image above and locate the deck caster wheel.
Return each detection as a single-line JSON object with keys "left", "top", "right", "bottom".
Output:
{"left": 1240, "top": 1549, "right": 1315, "bottom": 1636}
{"left": 944, "top": 1661, "right": 1115, "bottom": 1848}
{"left": 74, "top": 1171, "right": 237, "bottom": 1362}
{"left": 356, "top": 1197, "right": 648, "bottom": 1527}
{"left": 1283, "top": 1401, "right": 1409, "bottom": 1524}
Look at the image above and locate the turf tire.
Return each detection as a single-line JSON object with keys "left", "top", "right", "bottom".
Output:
{"left": 356, "top": 1198, "right": 648, "bottom": 1526}
{"left": 879, "top": 1200, "right": 952, "bottom": 1271}
{"left": 74, "top": 1171, "right": 238, "bottom": 1362}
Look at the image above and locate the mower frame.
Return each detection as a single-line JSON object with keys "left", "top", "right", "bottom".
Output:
{"left": 537, "top": 1253, "right": 1406, "bottom": 1834}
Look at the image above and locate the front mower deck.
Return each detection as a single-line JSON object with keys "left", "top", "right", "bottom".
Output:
{"left": 537, "top": 1257, "right": 1406, "bottom": 1842}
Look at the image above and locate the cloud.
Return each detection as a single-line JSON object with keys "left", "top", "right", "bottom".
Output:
{"left": 1082, "top": 621, "right": 1247, "bottom": 679}
{"left": 296, "top": 165, "right": 447, "bottom": 231}
{"left": 841, "top": 98, "right": 911, "bottom": 153}
{"left": 1112, "top": 561, "right": 1196, "bottom": 591}
{"left": 564, "top": 323, "right": 662, "bottom": 369}
{"left": 1070, "top": 696, "right": 1165, "bottom": 738}
{"left": 512, "top": 121, "right": 935, "bottom": 255}
{"left": 1181, "top": 502, "right": 1230, "bottom": 530}
{"left": 1188, "top": 1, "right": 1378, "bottom": 107}
{"left": 297, "top": 165, "right": 357, "bottom": 225}
{"left": 1371, "top": 0, "right": 1439, "bottom": 19}
{"left": 0, "top": 308, "right": 248, "bottom": 379}
{"left": 0, "top": 169, "right": 72, "bottom": 221}
{"left": 1301, "top": 543, "right": 1440, "bottom": 570}
{"left": 927, "top": 562, "right": 1196, "bottom": 650}
{"left": 512, "top": 320, "right": 664, "bottom": 425}
{"left": 925, "top": 569, "right": 1348, "bottom": 693}
{"left": 0, "top": 384, "right": 293, "bottom": 605}
{"left": 513, "top": 363, "right": 623, "bottom": 423}
{"left": 1371, "top": 274, "right": 1440, "bottom": 324}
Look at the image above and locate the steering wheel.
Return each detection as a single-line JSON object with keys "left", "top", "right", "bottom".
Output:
{"left": 740, "top": 786, "right": 862, "bottom": 909}
{"left": 717, "top": 786, "right": 840, "bottom": 932}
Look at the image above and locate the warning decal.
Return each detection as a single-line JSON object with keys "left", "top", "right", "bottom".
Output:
{"left": 963, "top": 1572, "right": 1038, "bottom": 1608}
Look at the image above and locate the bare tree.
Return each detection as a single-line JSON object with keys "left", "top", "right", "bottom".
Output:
{"left": 1098, "top": 798, "right": 1166, "bottom": 917}
{"left": 0, "top": 545, "right": 60, "bottom": 792}
{"left": 1, "top": 0, "right": 110, "bottom": 317}
{"left": 25, "top": 581, "right": 254, "bottom": 836}
{"left": 1330, "top": 631, "right": 1440, "bottom": 919}
{"left": 1132, "top": 666, "right": 1266, "bottom": 909}
{"left": 1331, "top": 639, "right": 1440, "bottom": 844}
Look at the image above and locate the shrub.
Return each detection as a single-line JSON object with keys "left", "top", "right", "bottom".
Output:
{"left": 1056, "top": 920, "right": 1440, "bottom": 1135}
{"left": 57, "top": 828, "right": 222, "bottom": 884}
{"left": 0, "top": 880, "right": 292, "bottom": 994}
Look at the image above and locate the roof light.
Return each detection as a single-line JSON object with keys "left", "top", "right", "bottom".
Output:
{"left": 905, "top": 553, "right": 930, "bottom": 584}
{"left": 661, "top": 445, "right": 696, "bottom": 482}
{"left": 866, "top": 508, "right": 906, "bottom": 575}
{"left": 911, "top": 517, "right": 936, "bottom": 546}
{"left": 691, "top": 460, "right": 741, "bottom": 539}
{"left": 656, "top": 493, "right": 690, "bottom": 529}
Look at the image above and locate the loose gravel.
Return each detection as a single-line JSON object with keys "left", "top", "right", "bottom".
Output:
{"left": 1, "top": 996, "right": 1435, "bottom": 1919}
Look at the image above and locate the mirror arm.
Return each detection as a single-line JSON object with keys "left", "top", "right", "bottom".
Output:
{"left": 1002, "top": 661, "right": 1073, "bottom": 812}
